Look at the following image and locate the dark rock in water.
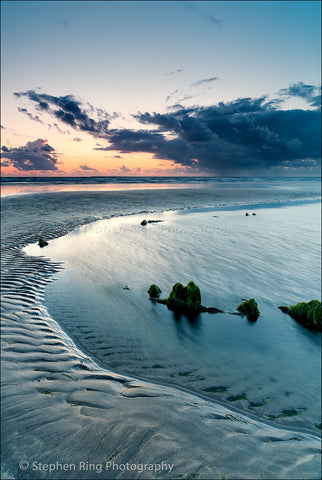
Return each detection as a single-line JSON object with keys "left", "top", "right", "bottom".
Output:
{"left": 147, "top": 220, "right": 163, "bottom": 223}
{"left": 123, "top": 285, "right": 130, "bottom": 290}
{"left": 245, "top": 212, "right": 249, "bottom": 216}
{"left": 167, "top": 281, "right": 202, "bottom": 308}
{"left": 151, "top": 281, "right": 222, "bottom": 316}
{"left": 148, "top": 284, "right": 162, "bottom": 298}
{"left": 252, "top": 213, "right": 256, "bottom": 215}
{"left": 237, "top": 298, "right": 260, "bottom": 321}
{"left": 207, "top": 307, "right": 223, "bottom": 314}
{"left": 140, "top": 219, "right": 148, "bottom": 226}
{"left": 162, "top": 281, "right": 207, "bottom": 315}
{"left": 38, "top": 237, "right": 48, "bottom": 248}
{"left": 278, "top": 300, "right": 321, "bottom": 331}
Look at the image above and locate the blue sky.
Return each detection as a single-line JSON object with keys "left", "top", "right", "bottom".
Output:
{"left": 1, "top": 1, "right": 321, "bottom": 176}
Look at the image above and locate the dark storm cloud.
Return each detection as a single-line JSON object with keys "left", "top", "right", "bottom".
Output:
{"left": 110, "top": 93, "right": 321, "bottom": 172}
{"left": 14, "top": 90, "right": 111, "bottom": 137}
{"left": 191, "top": 77, "right": 219, "bottom": 87}
{"left": 79, "top": 165, "right": 98, "bottom": 172}
{"left": 13, "top": 84, "right": 321, "bottom": 174}
{"left": 1, "top": 139, "right": 58, "bottom": 171}
{"left": 279, "top": 82, "right": 321, "bottom": 108}
{"left": 18, "top": 107, "right": 43, "bottom": 123}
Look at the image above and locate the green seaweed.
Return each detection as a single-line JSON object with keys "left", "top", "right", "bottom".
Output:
{"left": 278, "top": 300, "right": 321, "bottom": 331}
{"left": 142, "top": 364, "right": 164, "bottom": 369}
{"left": 169, "top": 282, "right": 188, "bottom": 303}
{"left": 38, "top": 237, "right": 48, "bottom": 248}
{"left": 224, "top": 414, "right": 247, "bottom": 423}
{"left": 147, "top": 284, "right": 162, "bottom": 298}
{"left": 237, "top": 298, "right": 260, "bottom": 321}
{"left": 227, "top": 393, "right": 248, "bottom": 402}
{"left": 204, "top": 386, "right": 228, "bottom": 393}
{"left": 290, "top": 436, "right": 303, "bottom": 441}
{"left": 61, "top": 373, "right": 74, "bottom": 379}
{"left": 166, "top": 281, "right": 205, "bottom": 314}
{"left": 43, "top": 390, "right": 53, "bottom": 396}
{"left": 248, "top": 399, "right": 267, "bottom": 408}
{"left": 269, "top": 408, "right": 306, "bottom": 420}
{"left": 102, "top": 448, "right": 119, "bottom": 468}
{"left": 184, "top": 473, "right": 199, "bottom": 480}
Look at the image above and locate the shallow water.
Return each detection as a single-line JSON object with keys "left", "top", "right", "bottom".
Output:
{"left": 25, "top": 200, "right": 321, "bottom": 433}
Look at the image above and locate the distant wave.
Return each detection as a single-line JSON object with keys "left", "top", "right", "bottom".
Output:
{"left": 1, "top": 176, "right": 320, "bottom": 185}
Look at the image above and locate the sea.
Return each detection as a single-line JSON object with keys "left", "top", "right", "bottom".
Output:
{"left": 17, "top": 175, "right": 321, "bottom": 435}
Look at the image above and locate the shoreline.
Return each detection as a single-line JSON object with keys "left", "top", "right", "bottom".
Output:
{"left": 1, "top": 188, "right": 321, "bottom": 479}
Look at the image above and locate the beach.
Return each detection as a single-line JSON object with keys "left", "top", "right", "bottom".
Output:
{"left": 1, "top": 180, "right": 321, "bottom": 479}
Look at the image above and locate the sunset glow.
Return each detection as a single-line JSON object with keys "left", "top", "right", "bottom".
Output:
{"left": 1, "top": 1, "right": 321, "bottom": 177}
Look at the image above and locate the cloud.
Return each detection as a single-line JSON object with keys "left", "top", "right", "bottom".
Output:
{"left": 109, "top": 92, "right": 321, "bottom": 173}
{"left": 1, "top": 139, "right": 58, "bottom": 171}
{"left": 165, "top": 69, "right": 183, "bottom": 76}
{"left": 180, "top": 1, "right": 222, "bottom": 27}
{"left": 120, "top": 165, "right": 130, "bottom": 173}
{"left": 279, "top": 82, "right": 321, "bottom": 108}
{"left": 17, "top": 107, "right": 43, "bottom": 123}
{"left": 79, "top": 165, "right": 98, "bottom": 172}
{"left": 191, "top": 76, "right": 219, "bottom": 87}
{"left": 14, "top": 90, "right": 112, "bottom": 137}
{"left": 73, "top": 137, "right": 82, "bottom": 142}
{"left": 13, "top": 84, "right": 321, "bottom": 174}
{"left": 165, "top": 90, "right": 196, "bottom": 104}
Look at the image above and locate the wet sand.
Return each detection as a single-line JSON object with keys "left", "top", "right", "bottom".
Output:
{"left": 1, "top": 189, "right": 321, "bottom": 479}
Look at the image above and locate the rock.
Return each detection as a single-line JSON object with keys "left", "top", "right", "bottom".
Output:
{"left": 207, "top": 307, "right": 223, "bottom": 314}
{"left": 237, "top": 298, "right": 260, "bottom": 321}
{"left": 165, "top": 281, "right": 206, "bottom": 314}
{"left": 245, "top": 212, "right": 249, "bottom": 216}
{"left": 147, "top": 220, "right": 163, "bottom": 223}
{"left": 148, "top": 284, "right": 162, "bottom": 298}
{"left": 187, "top": 281, "right": 201, "bottom": 306}
{"left": 123, "top": 285, "right": 130, "bottom": 290}
{"left": 278, "top": 300, "right": 321, "bottom": 331}
{"left": 168, "top": 282, "right": 188, "bottom": 303}
{"left": 38, "top": 237, "right": 48, "bottom": 248}
{"left": 151, "top": 281, "right": 222, "bottom": 316}
{"left": 252, "top": 213, "right": 256, "bottom": 215}
{"left": 140, "top": 220, "right": 148, "bottom": 226}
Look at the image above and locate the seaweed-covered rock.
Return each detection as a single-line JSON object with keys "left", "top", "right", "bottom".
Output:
{"left": 140, "top": 219, "right": 148, "bottom": 226}
{"left": 148, "top": 284, "right": 162, "bottom": 298}
{"left": 278, "top": 300, "right": 321, "bottom": 331}
{"left": 38, "top": 237, "right": 48, "bottom": 248}
{"left": 166, "top": 281, "right": 206, "bottom": 314}
{"left": 168, "top": 282, "right": 188, "bottom": 303}
{"left": 150, "top": 281, "right": 222, "bottom": 316}
{"left": 237, "top": 298, "right": 260, "bottom": 321}
{"left": 187, "top": 281, "right": 201, "bottom": 306}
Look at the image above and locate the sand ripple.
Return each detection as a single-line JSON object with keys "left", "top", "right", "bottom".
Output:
{"left": 1, "top": 192, "right": 321, "bottom": 479}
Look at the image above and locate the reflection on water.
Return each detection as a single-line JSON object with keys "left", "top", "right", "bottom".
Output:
{"left": 24, "top": 202, "right": 321, "bottom": 432}
{"left": 1, "top": 182, "right": 208, "bottom": 197}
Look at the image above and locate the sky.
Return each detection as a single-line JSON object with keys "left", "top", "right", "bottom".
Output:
{"left": 1, "top": 0, "right": 321, "bottom": 177}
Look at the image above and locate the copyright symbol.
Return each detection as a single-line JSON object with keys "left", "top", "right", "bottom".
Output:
{"left": 19, "top": 460, "right": 29, "bottom": 470}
